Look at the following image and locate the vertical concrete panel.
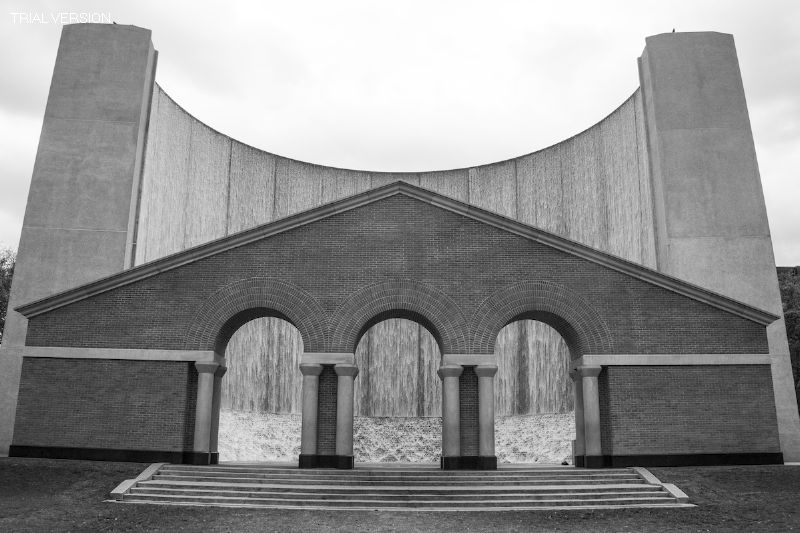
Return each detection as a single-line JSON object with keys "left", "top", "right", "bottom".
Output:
{"left": 418, "top": 170, "right": 469, "bottom": 202}
{"left": 274, "top": 158, "right": 324, "bottom": 219}
{"left": 562, "top": 130, "right": 607, "bottom": 250}
{"left": 133, "top": 86, "right": 159, "bottom": 265}
{"left": 468, "top": 161, "right": 517, "bottom": 217}
{"left": 321, "top": 168, "right": 371, "bottom": 204}
{"left": 184, "top": 122, "right": 230, "bottom": 248}
{"left": 641, "top": 32, "right": 800, "bottom": 459}
{"left": 516, "top": 148, "right": 564, "bottom": 235}
{"left": 227, "top": 142, "right": 277, "bottom": 234}
{"left": 1, "top": 24, "right": 156, "bottom": 455}
{"left": 138, "top": 89, "right": 191, "bottom": 261}
{"left": 371, "top": 172, "right": 420, "bottom": 188}
{"left": 634, "top": 90, "right": 658, "bottom": 268}
{"left": 601, "top": 98, "right": 641, "bottom": 262}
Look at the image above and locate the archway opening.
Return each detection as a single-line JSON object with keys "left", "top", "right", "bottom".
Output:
{"left": 494, "top": 317, "right": 575, "bottom": 464}
{"left": 353, "top": 316, "right": 442, "bottom": 463}
{"left": 216, "top": 313, "right": 304, "bottom": 462}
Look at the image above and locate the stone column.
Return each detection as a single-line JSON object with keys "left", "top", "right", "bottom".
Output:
{"left": 209, "top": 365, "right": 227, "bottom": 464}
{"left": 475, "top": 364, "right": 498, "bottom": 469}
{"left": 569, "top": 369, "right": 586, "bottom": 466}
{"left": 580, "top": 366, "right": 603, "bottom": 467}
{"left": 299, "top": 363, "right": 323, "bottom": 468}
{"left": 334, "top": 364, "right": 359, "bottom": 469}
{"left": 438, "top": 364, "right": 463, "bottom": 469}
{"left": 193, "top": 362, "right": 219, "bottom": 464}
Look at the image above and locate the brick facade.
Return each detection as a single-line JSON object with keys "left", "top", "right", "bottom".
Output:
{"left": 598, "top": 365, "right": 780, "bottom": 455}
{"left": 24, "top": 194, "right": 768, "bottom": 356}
{"left": 12, "top": 186, "right": 778, "bottom": 466}
{"left": 13, "top": 358, "right": 196, "bottom": 452}
{"left": 459, "top": 366, "right": 479, "bottom": 456}
{"left": 317, "top": 365, "right": 337, "bottom": 455}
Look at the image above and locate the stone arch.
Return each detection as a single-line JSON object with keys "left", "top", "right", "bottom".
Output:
{"left": 184, "top": 278, "right": 328, "bottom": 353}
{"left": 329, "top": 279, "right": 469, "bottom": 354}
{"left": 470, "top": 280, "right": 614, "bottom": 356}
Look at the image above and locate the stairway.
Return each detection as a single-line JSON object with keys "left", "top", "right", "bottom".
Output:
{"left": 110, "top": 463, "right": 692, "bottom": 510}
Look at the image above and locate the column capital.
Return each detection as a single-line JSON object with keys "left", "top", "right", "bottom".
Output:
{"left": 299, "top": 363, "right": 324, "bottom": 376}
{"left": 475, "top": 364, "right": 498, "bottom": 378}
{"left": 437, "top": 364, "right": 463, "bottom": 380}
{"left": 577, "top": 365, "right": 603, "bottom": 378}
{"left": 334, "top": 363, "right": 359, "bottom": 377}
{"left": 195, "top": 362, "right": 220, "bottom": 374}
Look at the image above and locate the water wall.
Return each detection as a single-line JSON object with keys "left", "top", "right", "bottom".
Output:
{"left": 135, "top": 84, "right": 655, "bottom": 417}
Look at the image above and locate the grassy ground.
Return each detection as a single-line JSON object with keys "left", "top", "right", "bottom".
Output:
{"left": 0, "top": 458, "right": 798, "bottom": 532}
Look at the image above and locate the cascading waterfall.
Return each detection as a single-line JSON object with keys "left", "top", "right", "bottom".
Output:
{"left": 220, "top": 317, "right": 575, "bottom": 463}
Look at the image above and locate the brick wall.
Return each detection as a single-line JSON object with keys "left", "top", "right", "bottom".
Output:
{"left": 598, "top": 365, "right": 780, "bottom": 455}
{"left": 317, "top": 365, "right": 337, "bottom": 455}
{"left": 12, "top": 357, "right": 196, "bottom": 451}
{"left": 460, "top": 366, "right": 479, "bottom": 456}
{"left": 25, "top": 195, "right": 769, "bottom": 356}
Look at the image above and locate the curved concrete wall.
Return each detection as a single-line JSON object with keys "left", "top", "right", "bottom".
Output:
{"left": 134, "top": 84, "right": 655, "bottom": 417}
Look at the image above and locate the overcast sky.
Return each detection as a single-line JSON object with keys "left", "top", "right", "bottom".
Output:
{"left": 1, "top": 0, "right": 798, "bottom": 264}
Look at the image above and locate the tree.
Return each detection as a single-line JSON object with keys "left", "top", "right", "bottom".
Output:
{"left": 777, "top": 267, "right": 800, "bottom": 405}
{"left": 0, "top": 247, "right": 15, "bottom": 344}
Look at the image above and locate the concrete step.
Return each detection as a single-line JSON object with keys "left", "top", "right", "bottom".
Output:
{"left": 122, "top": 493, "right": 681, "bottom": 509}
{"left": 138, "top": 480, "right": 660, "bottom": 495}
{"left": 110, "top": 464, "right": 692, "bottom": 510}
{"left": 159, "top": 465, "right": 628, "bottom": 476}
{"left": 130, "top": 487, "right": 672, "bottom": 501}
{"left": 152, "top": 474, "right": 643, "bottom": 486}
{"left": 156, "top": 468, "right": 637, "bottom": 480}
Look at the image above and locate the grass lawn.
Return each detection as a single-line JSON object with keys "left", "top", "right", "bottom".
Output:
{"left": 0, "top": 458, "right": 798, "bottom": 532}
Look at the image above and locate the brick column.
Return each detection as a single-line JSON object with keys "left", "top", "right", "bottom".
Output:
{"left": 579, "top": 365, "right": 603, "bottom": 467}
{"left": 569, "top": 369, "right": 586, "bottom": 466}
{"left": 475, "top": 364, "right": 498, "bottom": 469}
{"left": 209, "top": 365, "right": 227, "bottom": 464}
{"left": 334, "top": 364, "right": 359, "bottom": 469}
{"left": 299, "top": 363, "right": 323, "bottom": 468}
{"left": 438, "top": 364, "right": 463, "bottom": 469}
{"left": 193, "top": 362, "right": 219, "bottom": 464}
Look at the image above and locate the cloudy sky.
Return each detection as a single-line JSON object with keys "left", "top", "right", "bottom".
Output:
{"left": 1, "top": 0, "right": 798, "bottom": 263}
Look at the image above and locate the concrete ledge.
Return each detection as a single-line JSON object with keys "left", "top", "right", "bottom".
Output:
{"left": 442, "top": 354, "right": 496, "bottom": 366}
{"left": 574, "top": 354, "right": 771, "bottom": 367}
{"left": 575, "top": 452, "right": 783, "bottom": 467}
{"left": 300, "top": 353, "right": 355, "bottom": 365}
{"left": 2, "top": 346, "right": 219, "bottom": 363}
{"left": 109, "top": 478, "right": 137, "bottom": 500}
{"left": 109, "top": 462, "right": 165, "bottom": 500}
{"left": 631, "top": 466, "right": 661, "bottom": 485}
{"left": 9, "top": 445, "right": 218, "bottom": 464}
{"left": 662, "top": 483, "right": 690, "bottom": 503}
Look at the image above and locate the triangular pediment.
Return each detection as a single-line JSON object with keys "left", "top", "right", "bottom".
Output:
{"left": 17, "top": 181, "right": 778, "bottom": 325}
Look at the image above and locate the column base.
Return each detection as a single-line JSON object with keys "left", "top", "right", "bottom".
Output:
{"left": 574, "top": 453, "right": 783, "bottom": 468}
{"left": 440, "top": 456, "right": 497, "bottom": 470}
{"left": 298, "top": 454, "right": 354, "bottom": 469}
